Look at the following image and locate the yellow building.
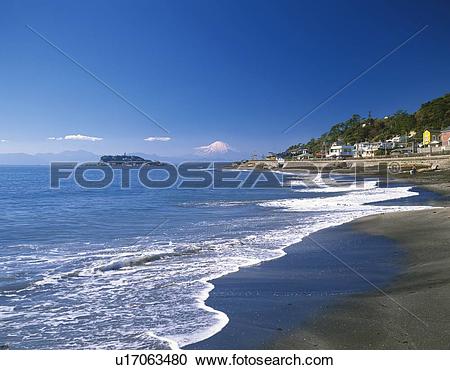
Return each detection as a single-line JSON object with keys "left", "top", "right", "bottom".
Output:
{"left": 423, "top": 129, "right": 441, "bottom": 146}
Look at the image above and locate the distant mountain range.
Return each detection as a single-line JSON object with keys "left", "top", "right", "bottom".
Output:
{"left": 0, "top": 150, "right": 99, "bottom": 165}
{"left": 0, "top": 149, "right": 246, "bottom": 165}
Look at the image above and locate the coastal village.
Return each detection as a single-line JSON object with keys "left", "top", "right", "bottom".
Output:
{"left": 270, "top": 126, "right": 450, "bottom": 162}
{"left": 234, "top": 93, "right": 450, "bottom": 184}
{"left": 236, "top": 92, "right": 447, "bottom": 164}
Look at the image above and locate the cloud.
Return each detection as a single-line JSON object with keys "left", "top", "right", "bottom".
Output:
{"left": 195, "top": 141, "right": 231, "bottom": 154}
{"left": 64, "top": 134, "right": 103, "bottom": 142}
{"left": 0, "top": 139, "right": 7, "bottom": 143}
{"left": 48, "top": 137, "right": 63, "bottom": 141}
{"left": 144, "top": 136, "right": 171, "bottom": 142}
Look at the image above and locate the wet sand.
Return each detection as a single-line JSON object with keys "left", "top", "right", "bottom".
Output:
{"left": 393, "top": 169, "right": 450, "bottom": 197}
{"left": 270, "top": 206, "right": 450, "bottom": 349}
{"left": 187, "top": 176, "right": 450, "bottom": 350}
{"left": 187, "top": 226, "right": 404, "bottom": 349}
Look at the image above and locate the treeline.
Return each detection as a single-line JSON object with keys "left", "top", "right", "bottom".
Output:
{"left": 282, "top": 92, "right": 450, "bottom": 157}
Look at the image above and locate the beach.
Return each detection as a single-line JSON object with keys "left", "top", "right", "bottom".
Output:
{"left": 188, "top": 225, "right": 405, "bottom": 349}
{"left": 270, "top": 206, "right": 450, "bottom": 349}
{"left": 2, "top": 166, "right": 449, "bottom": 349}
{"left": 393, "top": 168, "right": 450, "bottom": 196}
{"left": 189, "top": 182, "right": 450, "bottom": 350}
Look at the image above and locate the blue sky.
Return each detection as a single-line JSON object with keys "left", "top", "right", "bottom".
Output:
{"left": 0, "top": 0, "right": 449, "bottom": 157}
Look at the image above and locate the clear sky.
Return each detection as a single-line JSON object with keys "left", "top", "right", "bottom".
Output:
{"left": 0, "top": 0, "right": 449, "bottom": 157}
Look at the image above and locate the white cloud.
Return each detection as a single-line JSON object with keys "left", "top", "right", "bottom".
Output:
{"left": 195, "top": 141, "right": 231, "bottom": 154}
{"left": 0, "top": 139, "right": 7, "bottom": 143}
{"left": 144, "top": 136, "right": 171, "bottom": 142}
{"left": 48, "top": 137, "right": 63, "bottom": 141}
{"left": 64, "top": 134, "right": 103, "bottom": 142}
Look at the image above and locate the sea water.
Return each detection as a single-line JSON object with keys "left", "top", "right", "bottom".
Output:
{"left": 0, "top": 166, "right": 431, "bottom": 349}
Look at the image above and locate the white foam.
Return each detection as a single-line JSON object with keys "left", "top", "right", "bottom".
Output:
{"left": 1, "top": 181, "right": 433, "bottom": 350}
{"left": 168, "top": 184, "right": 432, "bottom": 348}
{"left": 0, "top": 305, "right": 17, "bottom": 320}
{"left": 146, "top": 331, "right": 180, "bottom": 350}
{"left": 294, "top": 180, "right": 379, "bottom": 193}
{"left": 171, "top": 280, "right": 230, "bottom": 348}
{"left": 260, "top": 185, "right": 427, "bottom": 212}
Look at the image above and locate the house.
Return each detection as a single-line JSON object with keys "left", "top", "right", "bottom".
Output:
{"left": 389, "top": 135, "right": 408, "bottom": 147}
{"left": 326, "top": 143, "right": 354, "bottom": 159}
{"left": 383, "top": 135, "right": 408, "bottom": 150}
{"left": 297, "top": 147, "right": 311, "bottom": 159}
{"left": 379, "top": 141, "right": 395, "bottom": 151}
{"left": 289, "top": 147, "right": 309, "bottom": 156}
{"left": 299, "top": 148, "right": 309, "bottom": 155}
{"left": 423, "top": 129, "right": 441, "bottom": 147}
{"left": 276, "top": 157, "right": 285, "bottom": 165}
{"left": 441, "top": 127, "right": 450, "bottom": 148}
{"left": 296, "top": 153, "right": 313, "bottom": 160}
{"left": 354, "top": 142, "right": 381, "bottom": 158}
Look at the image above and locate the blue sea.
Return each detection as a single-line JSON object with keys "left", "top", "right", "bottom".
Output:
{"left": 0, "top": 166, "right": 430, "bottom": 349}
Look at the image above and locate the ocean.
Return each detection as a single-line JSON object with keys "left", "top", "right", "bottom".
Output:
{"left": 0, "top": 165, "right": 431, "bottom": 349}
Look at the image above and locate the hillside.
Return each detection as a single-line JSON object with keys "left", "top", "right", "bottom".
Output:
{"left": 283, "top": 92, "right": 450, "bottom": 157}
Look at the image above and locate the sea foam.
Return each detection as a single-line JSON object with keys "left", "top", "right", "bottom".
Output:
{"left": 0, "top": 180, "right": 432, "bottom": 349}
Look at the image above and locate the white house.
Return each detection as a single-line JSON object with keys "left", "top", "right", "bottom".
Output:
{"left": 326, "top": 143, "right": 354, "bottom": 159}
{"left": 388, "top": 135, "right": 408, "bottom": 148}
{"left": 354, "top": 142, "right": 381, "bottom": 158}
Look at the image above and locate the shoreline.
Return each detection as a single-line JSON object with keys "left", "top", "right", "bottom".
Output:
{"left": 187, "top": 223, "right": 404, "bottom": 350}
{"left": 269, "top": 206, "right": 450, "bottom": 349}
{"left": 187, "top": 183, "right": 449, "bottom": 349}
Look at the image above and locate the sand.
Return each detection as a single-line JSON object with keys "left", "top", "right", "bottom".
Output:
{"left": 188, "top": 225, "right": 404, "bottom": 350}
{"left": 269, "top": 207, "right": 450, "bottom": 349}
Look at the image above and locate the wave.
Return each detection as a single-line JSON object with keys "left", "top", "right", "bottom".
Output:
{"left": 1, "top": 181, "right": 433, "bottom": 349}
{"left": 294, "top": 180, "right": 379, "bottom": 193}
{"left": 146, "top": 331, "right": 180, "bottom": 350}
{"left": 0, "top": 280, "right": 34, "bottom": 293}
{"left": 93, "top": 246, "right": 202, "bottom": 273}
{"left": 171, "top": 184, "right": 432, "bottom": 348}
{"left": 179, "top": 200, "right": 254, "bottom": 208}
{"left": 31, "top": 246, "right": 203, "bottom": 288}
{"left": 0, "top": 305, "right": 17, "bottom": 320}
{"left": 259, "top": 185, "right": 426, "bottom": 212}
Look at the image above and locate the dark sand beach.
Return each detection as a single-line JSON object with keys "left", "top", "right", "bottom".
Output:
{"left": 394, "top": 169, "right": 450, "bottom": 196}
{"left": 271, "top": 206, "right": 450, "bottom": 349}
{"left": 188, "top": 226, "right": 404, "bottom": 349}
{"left": 189, "top": 183, "right": 450, "bottom": 350}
